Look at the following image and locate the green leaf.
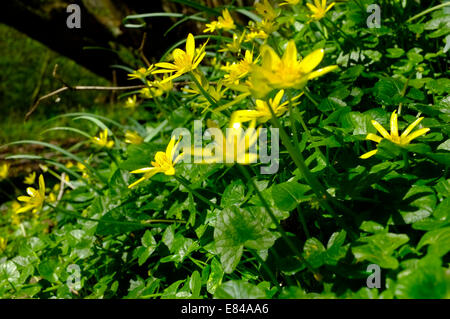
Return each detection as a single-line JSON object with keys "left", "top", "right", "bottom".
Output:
{"left": 360, "top": 221, "right": 385, "bottom": 233}
{"left": 395, "top": 256, "right": 449, "bottom": 299}
{"left": 221, "top": 180, "right": 245, "bottom": 207}
{"left": 38, "top": 259, "right": 59, "bottom": 283}
{"left": 386, "top": 48, "right": 405, "bottom": 58}
{"left": 189, "top": 271, "right": 202, "bottom": 298}
{"left": 134, "top": 230, "right": 157, "bottom": 266}
{"left": 0, "top": 261, "right": 20, "bottom": 286}
{"left": 352, "top": 233, "right": 409, "bottom": 269}
{"left": 399, "top": 185, "right": 436, "bottom": 224}
{"left": 214, "top": 206, "right": 279, "bottom": 273}
{"left": 214, "top": 280, "right": 266, "bottom": 299}
{"left": 303, "top": 238, "right": 327, "bottom": 268}
{"left": 207, "top": 258, "right": 224, "bottom": 294}
{"left": 417, "top": 226, "right": 450, "bottom": 257}
{"left": 271, "top": 181, "right": 311, "bottom": 211}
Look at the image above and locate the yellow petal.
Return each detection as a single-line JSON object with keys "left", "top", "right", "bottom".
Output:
{"left": 130, "top": 167, "right": 155, "bottom": 174}
{"left": 404, "top": 128, "right": 430, "bottom": 144}
{"left": 371, "top": 120, "right": 391, "bottom": 139}
{"left": 186, "top": 33, "right": 195, "bottom": 59}
{"left": 360, "top": 149, "right": 378, "bottom": 159}
{"left": 128, "top": 177, "right": 147, "bottom": 189}
{"left": 326, "top": 2, "right": 336, "bottom": 12}
{"left": 282, "top": 41, "right": 298, "bottom": 68}
{"left": 17, "top": 196, "right": 31, "bottom": 203}
{"left": 366, "top": 133, "right": 382, "bottom": 143}
{"left": 306, "top": 65, "right": 338, "bottom": 80}
{"left": 166, "top": 136, "right": 176, "bottom": 160}
{"left": 390, "top": 110, "right": 399, "bottom": 138}
{"left": 16, "top": 205, "right": 33, "bottom": 214}
{"left": 273, "top": 90, "right": 285, "bottom": 107}
{"left": 39, "top": 175, "right": 45, "bottom": 198}
{"left": 307, "top": 3, "right": 319, "bottom": 14}
{"left": 401, "top": 117, "right": 424, "bottom": 138}
{"left": 299, "top": 49, "right": 324, "bottom": 74}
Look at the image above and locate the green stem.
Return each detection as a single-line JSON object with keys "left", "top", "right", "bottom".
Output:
{"left": 48, "top": 203, "right": 185, "bottom": 226}
{"left": 248, "top": 248, "right": 278, "bottom": 286}
{"left": 265, "top": 98, "right": 356, "bottom": 236}
{"left": 174, "top": 175, "right": 221, "bottom": 210}
{"left": 303, "top": 88, "right": 319, "bottom": 107}
{"left": 189, "top": 72, "right": 219, "bottom": 108}
{"left": 297, "top": 206, "right": 310, "bottom": 239}
{"left": 407, "top": 2, "right": 450, "bottom": 23}
{"left": 237, "top": 164, "right": 318, "bottom": 277}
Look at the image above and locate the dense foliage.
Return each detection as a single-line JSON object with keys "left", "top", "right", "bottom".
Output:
{"left": 0, "top": 0, "right": 449, "bottom": 299}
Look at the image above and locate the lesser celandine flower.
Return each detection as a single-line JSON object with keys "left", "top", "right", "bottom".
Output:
{"left": 125, "top": 131, "right": 144, "bottom": 145}
{"left": 24, "top": 172, "right": 36, "bottom": 185}
{"left": 128, "top": 136, "right": 184, "bottom": 188}
{"left": 0, "top": 162, "right": 10, "bottom": 179}
{"left": 92, "top": 129, "right": 114, "bottom": 148}
{"left": 190, "top": 120, "right": 260, "bottom": 165}
{"left": 254, "top": 0, "right": 278, "bottom": 21}
{"left": 153, "top": 33, "right": 207, "bottom": 83}
{"left": 204, "top": 9, "right": 235, "bottom": 33}
{"left": 222, "top": 50, "right": 256, "bottom": 85}
{"left": 307, "top": 0, "right": 336, "bottom": 21}
{"left": 219, "top": 32, "right": 246, "bottom": 53}
{"left": 360, "top": 110, "right": 430, "bottom": 159}
{"left": 231, "top": 89, "right": 302, "bottom": 124}
{"left": 125, "top": 95, "right": 138, "bottom": 109}
{"left": 244, "top": 30, "right": 269, "bottom": 42}
{"left": 16, "top": 174, "right": 46, "bottom": 214}
{"left": 250, "top": 40, "right": 338, "bottom": 97}
{"left": 128, "top": 65, "right": 155, "bottom": 80}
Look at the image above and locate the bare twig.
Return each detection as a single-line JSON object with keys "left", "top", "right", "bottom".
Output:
{"left": 57, "top": 173, "right": 66, "bottom": 202}
{"left": 25, "top": 84, "right": 146, "bottom": 120}
{"left": 139, "top": 32, "right": 152, "bottom": 68}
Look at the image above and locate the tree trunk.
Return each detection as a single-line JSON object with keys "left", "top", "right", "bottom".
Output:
{"left": 0, "top": 0, "right": 191, "bottom": 83}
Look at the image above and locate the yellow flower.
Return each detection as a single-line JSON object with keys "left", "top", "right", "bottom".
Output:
{"left": 16, "top": 174, "right": 46, "bottom": 214}
{"left": 65, "top": 161, "right": 74, "bottom": 169}
{"left": 222, "top": 50, "right": 256, "bottom": 85}
{"left": 183, "top": 73, "right": 228, "bottom": 110}
{"left": 244, "top": 30, "right": 269, "bottom": 42}
{"left": 141, "top": 77, "right": 174, "bottom": 99}
{"left": 128, "top": 137, "right": 184, "bottom": 188}
{"left": 0, "top": 162, "right": 10, "bottom": 179}
{"left": 360, "top": 110, "right": 431, "bottom": 159}
{"left": 217, "top": 9, "right": 236, "bottom": 31}
{"left": 125, "top": 95, "right": 138, "bottom": 108}
{"left": 204, "top": 9, "right": 236, "bottom": 33}
{"left": 250, "top": 40, "right": 338, "bottom": 97}
{"left": 191, "top": 120, "right": 260, "bottom": 164}
{"left": 76, "top": 162, "right": 89, "bottom": 179}
{"left": 24, "top": 172, "right": 36, "bottom": 185}
{"left": 0, "top": 237, "right": 6, "bottom": 251}
{"left": 257, "top": 19, "right": 279, "bottom": 34}
{"left": 92, "top": 129, "right": 114, "bottom": 149}
{"left": 307, "top": 0, "right": 335, "bottom": 21}
{"left": 204, "top": 21, "right": 218, "bottom": 33}
{"left": 125, "top": 131, "right": 144, "bottom": 145}
{"left": 219, "top": 32, "right": 246, "bottom": 53}
{"left": 128, "top": 65, "right": 155, "bottom": 80}
{"left": 231, "top": 89, "right": 302, "bottom": 124}
{"left": 255, "top": 0, "right": 278, "bottom": 21}
{"left": 152, "top": 77, "right": 174, "bottom": 93}
{"left": 153, "top": 33, "right": 207, "bottom": 83}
